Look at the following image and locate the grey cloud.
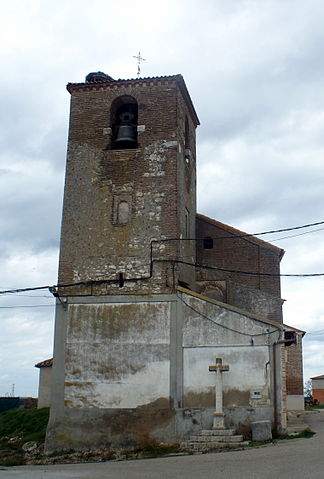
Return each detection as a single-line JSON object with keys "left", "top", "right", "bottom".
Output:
{"left": 0, "top": 168, "right": 63, "bottom": 257}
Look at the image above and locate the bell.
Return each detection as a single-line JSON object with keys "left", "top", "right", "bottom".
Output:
{"left": 114, "top": 110, "right": 137, "bottom": 146}
{"left": 115, "top": 124, "right": 137, "bottom": 144}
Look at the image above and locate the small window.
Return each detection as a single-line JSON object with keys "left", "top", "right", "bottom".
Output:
{"left": 112, "top": 195, "right": 132, "bottom": 225}
{"left": 203, "top": 237, "right": 213, "bottom": 249}
{"left": 117, "top": 201, "right": 130, "bottom": 225}
{"left": 185, "top": 208, "right": 190, "bottom": 238}
{"left": 184, "top": 116, "right": 191, "bottom": 164}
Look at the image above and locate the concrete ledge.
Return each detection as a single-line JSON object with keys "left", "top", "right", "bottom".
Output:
{"left": 67, "top": 293, "right": 178, "bottom": 304}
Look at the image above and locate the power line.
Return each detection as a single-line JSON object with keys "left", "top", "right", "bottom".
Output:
{"left": 0, "top": 277, "right": 121, "bottom": 296}
{"left": 306, "top": 330, "right": 324, "bottom": 336}
{"left": 0, "top": 304, "right": 55, "bottom": 309}
{"left": 270, "top": 226, "right": 324, "bottom": 242}
{"left": 1, "top": 258, "right": 324, "bottom": 299}
{"left": 229, "top": 218, "right": 324, "bottom": 237}
{"left": 159, "top": 259, "right": 324, "bottom": 277}
{"left": 155, "top": 218, "right": 324, "bottom": 244}
{"left": 1, "top": 218, "right": 324, "bottom": 297}
{"left": 1, "top": 293, "right": 53, "bottom": 298}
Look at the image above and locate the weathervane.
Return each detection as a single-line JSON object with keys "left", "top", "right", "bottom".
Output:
{"left": 133, "top": 51, "right": 146, "bottom": 77}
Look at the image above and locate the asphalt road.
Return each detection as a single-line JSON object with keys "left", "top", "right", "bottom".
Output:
{"left": 2, "top": 411, "right": 324, "bottom": 479}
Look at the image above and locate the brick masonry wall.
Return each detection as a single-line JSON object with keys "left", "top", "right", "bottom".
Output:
{"left": 196, "top": 215, "right": 283, "bottom": 322}
{"left": 175, "top": 91, "right": 197, "bottom": 288}
{"left": 285, "top": 335, "right": 304, "bottom": 396}
{"left": 313, "top": 389, "right": 324, "bottom": 404}
{"left": 58, "top": 78, "right": 198, "bottom": 296}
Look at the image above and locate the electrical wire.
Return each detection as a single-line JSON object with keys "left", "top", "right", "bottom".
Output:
{"left": 0, "top": 293, "right": 53, "bottom": 298}
{"left": 153, "top": 218, "right": 324, "bottom": 243}
{"left": 177, "top": 292, "right": 280, "bottom": 338}
{"left": 2, "top": 218, "right": 324, "bottom": 296}
{"left": 0, "top": 277, "right": 123, "bottom": 296}
{"left": 1, "top": 258, "right": 324, "bottom": 298}
{"left": 220, "top": 219, "right": 324, "bottom": 237}
{"left": 158, "top": 259, "right": 324, "bottom": 277}
{"left": 270, "top": 227, "right": 324, "bottom": 242}
{"left": 0, "top": 304, "right": 55, "bottom": 309}
{"left": 306, "top": 330, "right": 324, "bottom": 336}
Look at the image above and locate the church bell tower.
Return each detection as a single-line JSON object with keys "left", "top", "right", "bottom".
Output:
{"left": 46, "top": 72, "right": 199, "bottom": 452}
{"left": 58, "top": 72, "right": 199, "bottom": 295}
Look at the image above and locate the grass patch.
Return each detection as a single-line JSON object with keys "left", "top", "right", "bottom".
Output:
{"left": 0, "top": 407, "right": 49, "bottom": 466}
{"left": 137, "top": 442, "right": 181, "bottom": 458}
{"left": 0, "top": 407, "right": 49, "bottom": 444}
{"left": 248, "top": 439, "right": 273, "bottom": 447}
{"left": 249, "top": 428, "right": 315, "bottom": 448}
{"left": 279, "top": 429, "right": 316, "bottom": 440}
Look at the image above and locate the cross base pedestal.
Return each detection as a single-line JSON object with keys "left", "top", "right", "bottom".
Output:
{"left": 209, "top": 357, "right": 229, "bottom": 431}
{"left": 213, "top": 412, "right": 225, "bottom": 429}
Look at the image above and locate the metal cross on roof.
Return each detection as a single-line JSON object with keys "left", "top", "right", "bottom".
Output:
{"left": 133, "top": 51, "right": 146, "bottom": 78}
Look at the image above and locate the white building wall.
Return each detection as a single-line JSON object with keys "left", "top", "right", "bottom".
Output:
{"left": 64, "top": 301, "right": 171, "bottom": 409}
{"left": 287, "top": 395, "right": 304, "bottom": 410}
{"left": 38, "top": 367, "right": 52, "bottom": 408}
{"left": 183, "top": 346, "right": 270, "bottom": 408}
{"left": 180, "top": 290, "right": 284, "bottom": 424}
{"left": 312, "top": 378, "right": 324, "bottom": 389}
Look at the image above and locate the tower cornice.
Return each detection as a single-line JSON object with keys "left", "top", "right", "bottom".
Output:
{"left": 66, "top": 74, "right": 200, "bottom": 127}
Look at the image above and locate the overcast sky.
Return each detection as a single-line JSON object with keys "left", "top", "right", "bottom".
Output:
{"left": 1, "top": 0, "right": 324, "bottom": 396}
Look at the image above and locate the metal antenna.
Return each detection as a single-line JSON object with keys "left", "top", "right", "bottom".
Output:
{"left": 133, "top": 51, "right": 146, "bottom": 77}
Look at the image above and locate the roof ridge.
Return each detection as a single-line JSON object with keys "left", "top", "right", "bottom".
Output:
{"left": 196, "top": 212, "right": 284, "bottom": 256}
{"left": 67, "top": 73, "right": 181, "bottom": 85}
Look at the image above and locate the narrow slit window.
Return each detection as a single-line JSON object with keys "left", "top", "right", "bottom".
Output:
{"left": 185, "top": 208, "right": 190, "bottom": 238}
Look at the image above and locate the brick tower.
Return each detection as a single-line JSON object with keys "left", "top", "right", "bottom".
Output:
{"left": 58, "top": 73, "right": 199, "bottom": 296}
{"left": 46, "top": 73, "right": 200, "bottom": 451}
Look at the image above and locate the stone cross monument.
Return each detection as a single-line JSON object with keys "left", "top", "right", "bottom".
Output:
{"left": 209, "top": 357, "right": 229, "bottom": 429}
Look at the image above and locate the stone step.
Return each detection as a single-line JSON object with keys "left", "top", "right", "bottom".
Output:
{"left": 190, "top": 435, "right": 244, "bottom": 443}
{"left": 183, "top": 441, "right": 249, "bottom": 452}
{"left": 199, "top": 429, "right": 236, "bottom": 436}
{"left": 287, "top": 413, "right": 306, "bottom": 423}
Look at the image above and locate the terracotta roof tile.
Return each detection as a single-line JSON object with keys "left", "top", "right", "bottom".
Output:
{"left": 35, "top": 358, "right": 53, "bottom": 368}
{"left": 283, "top": 323, "right": 306, "bottom": 336}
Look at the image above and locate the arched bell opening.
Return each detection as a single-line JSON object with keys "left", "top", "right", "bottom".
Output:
{"left": 110, "top": 96, "right": 138, "bottom": 150}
